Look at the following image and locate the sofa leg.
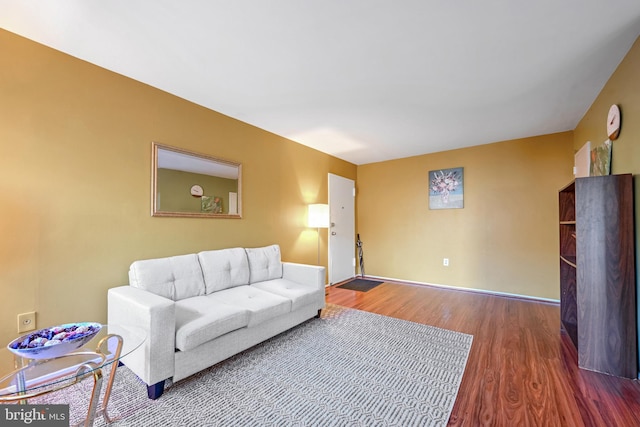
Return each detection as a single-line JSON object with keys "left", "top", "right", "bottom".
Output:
{"left": 315, "top": 309, "right": 322, "bottom": 318}
{"left": 147, "top": 380, "right": 165, "bottom": 400}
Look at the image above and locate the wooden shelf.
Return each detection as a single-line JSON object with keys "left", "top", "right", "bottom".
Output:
{"left": 559, "top": 174, "right": 637, "bottom": 379}
{"left": 560, "top": 256, "right": 576, "bottom": 268}
{"left": 559, "top": 181, "right": 578, "bottom": 351}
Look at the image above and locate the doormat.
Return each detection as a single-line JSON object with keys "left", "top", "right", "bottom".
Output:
{"left": 336, "top": 278, "right": 383, "bottom": 292}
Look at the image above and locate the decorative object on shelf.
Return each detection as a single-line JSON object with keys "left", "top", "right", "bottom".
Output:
{"left": 589, "top": 139, "right": 611, "bottom": 176}
{"left": 308, "top": 204, "right": 330, "bottom": 265}
{"left": 201, "top": 195, "right": 222, "bottom": 213}
{"left": 7, "top": 322, "right": 102, "bottom": 360}
{"left": 201, "top": 195, "right": 213, "bottom": 212}
{"left": 190, "top": 184, "right": 203, "bottom": 197}
{"left": 212, "top": 196, "right": 222, "bottom": 213}
{"left": 228, "top": 192, "right": 238, "bottom": 215}
{"left": 429, "top": 167, "right": 464, "bottom": 209}
{"left": 574, "top": 141, "right": 591, "bottom": 177}
{"left": 607, "top": 104, "right": 621, "bottom": 140}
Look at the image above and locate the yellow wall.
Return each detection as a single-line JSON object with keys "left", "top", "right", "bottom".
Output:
{"left": 574, "top": 37, "right": 640, "bottom": 163}
{"left": 572, "top": 35, "right": 640, "bottom": 372}
{"left": 356, "top": 132, "right": 574, "bottom": 299}
{"left": 0, "top": 30, "right": 355, "bottom": 370}
{"left": 573, "top": 36, "right": 640, "bottom": 274}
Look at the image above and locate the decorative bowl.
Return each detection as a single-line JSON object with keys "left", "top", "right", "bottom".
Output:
{"left": 7, "top": 322, "right": 102, "bottom": 360}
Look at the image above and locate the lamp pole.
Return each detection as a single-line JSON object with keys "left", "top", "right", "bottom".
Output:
{"left": 317, "top": 227, "right": 321, "bottom": 265}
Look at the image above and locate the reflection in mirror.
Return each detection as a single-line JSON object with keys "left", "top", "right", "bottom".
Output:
{"left": 152, "top": 142, "right": 242, "bottom": 218}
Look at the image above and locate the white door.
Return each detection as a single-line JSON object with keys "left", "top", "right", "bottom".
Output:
{"left": 328, "top": 173, "right": 355, "bottom": 284}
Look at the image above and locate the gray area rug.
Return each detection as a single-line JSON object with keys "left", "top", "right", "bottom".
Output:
{"left": 32, "top": 304, "right": 473, "bottom": 426}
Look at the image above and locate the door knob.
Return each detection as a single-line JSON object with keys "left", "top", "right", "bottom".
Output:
{"left": 331, "top": 232, "right": 337, "bottom": 235}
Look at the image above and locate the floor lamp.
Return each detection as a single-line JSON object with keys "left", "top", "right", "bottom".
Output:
{"left": 308, "top": 204, "right": 330, "bottom": 265}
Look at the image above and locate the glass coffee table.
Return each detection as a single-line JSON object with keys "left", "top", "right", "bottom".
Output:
{"left": 0, "top": 324, "right": 145, "bottom": 426}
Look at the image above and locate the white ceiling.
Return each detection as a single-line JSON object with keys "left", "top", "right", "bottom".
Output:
{"left": 2, "top": 1, "right": 640, "bottom": 165}
{"left": 157, "top": 145, "right": 239, "bottom": 179}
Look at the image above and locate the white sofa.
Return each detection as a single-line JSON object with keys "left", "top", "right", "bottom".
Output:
{"left": 107, "top": 244, "right": 325, "bottom": 399}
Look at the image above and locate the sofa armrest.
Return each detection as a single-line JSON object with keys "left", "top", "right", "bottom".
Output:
{"left": 282, "top": 262, "right": 326, "bottom": 291}
{"left": 107, "top": 286, "right": 175, "bottom": 386}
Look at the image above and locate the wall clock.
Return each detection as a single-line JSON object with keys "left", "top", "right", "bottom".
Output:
{"left": 190, "top": 184, "right": 204, "bottom": 197}
{"left": 607, "top": 104, "right": 621, "bottom": 140}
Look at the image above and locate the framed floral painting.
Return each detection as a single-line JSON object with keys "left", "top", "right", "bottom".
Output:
{"left": 429, "top": 167, "right": 464, "bottom": 209}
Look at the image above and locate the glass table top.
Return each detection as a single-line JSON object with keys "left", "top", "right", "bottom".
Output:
{"left": 0, "top": 324, "right": 145, "bottom": 399}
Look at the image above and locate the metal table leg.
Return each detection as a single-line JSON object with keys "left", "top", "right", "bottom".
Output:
{"left": 71, "top": 363, "right": 103, "bottom": 427}
{"left": 94, "top": 333, "right": 123, "bottom": 424}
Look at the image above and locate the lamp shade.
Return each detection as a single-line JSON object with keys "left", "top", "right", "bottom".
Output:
{"left": 308, "top": 204, "right": 330, "bottom": 228}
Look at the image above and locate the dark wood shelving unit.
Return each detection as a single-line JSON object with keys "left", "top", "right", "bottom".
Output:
{"left": 559, "top": 181, "right": 578, "bottom": 349}
{"left": 559, "top": 174, "right": 637, "bottom": 379}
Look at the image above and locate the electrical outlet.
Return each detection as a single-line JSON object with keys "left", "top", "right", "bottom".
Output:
{"left": 443, "top": 258, "right": 449, "bottom": 266}
{"left": 17, "top": 312, "right": 36, "bottom": 333}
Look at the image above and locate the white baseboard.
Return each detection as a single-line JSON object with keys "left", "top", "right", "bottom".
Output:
{"left": 365, "top": 275, "right": 560, "bottom": 304}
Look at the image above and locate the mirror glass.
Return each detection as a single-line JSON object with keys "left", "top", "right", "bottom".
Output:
{"left": 152, "top": 142, "right": 242, "bottom": 218}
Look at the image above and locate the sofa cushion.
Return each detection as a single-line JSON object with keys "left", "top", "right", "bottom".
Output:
{"left": 174, "top": 296, "right": 250, "bottom": 352}
{"left": 212, "top": 286, "right": 291, "bottom": 327}
{"left": 129, "top": 254, "right": 205, "bottom": 301}
{"left": 198, "top": 248, "right": 250, "bottom": 293}
{"left": 251, "top": 279, "right": 324, "bottom": 311}
{"left": 246, "top": 244, "right": 283, "bottom": 284}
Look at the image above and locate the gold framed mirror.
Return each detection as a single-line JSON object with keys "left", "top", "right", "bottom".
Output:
{"left": 151, "top": 142, "right": 242, "bottom": 218}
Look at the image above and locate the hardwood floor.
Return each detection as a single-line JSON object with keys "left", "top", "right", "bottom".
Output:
{"left": 325, "top": 279, "right": 640, "bottom": 426}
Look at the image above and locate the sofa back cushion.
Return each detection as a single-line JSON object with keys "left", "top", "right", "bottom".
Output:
{"left": 198, "top": 248, "right": 250, "bottom": 293}
{"left": 246, "top": 244, "right": 283, "bottom": 284}
{"left": 129, "top": 254, "right": 205, "bottom": 301}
